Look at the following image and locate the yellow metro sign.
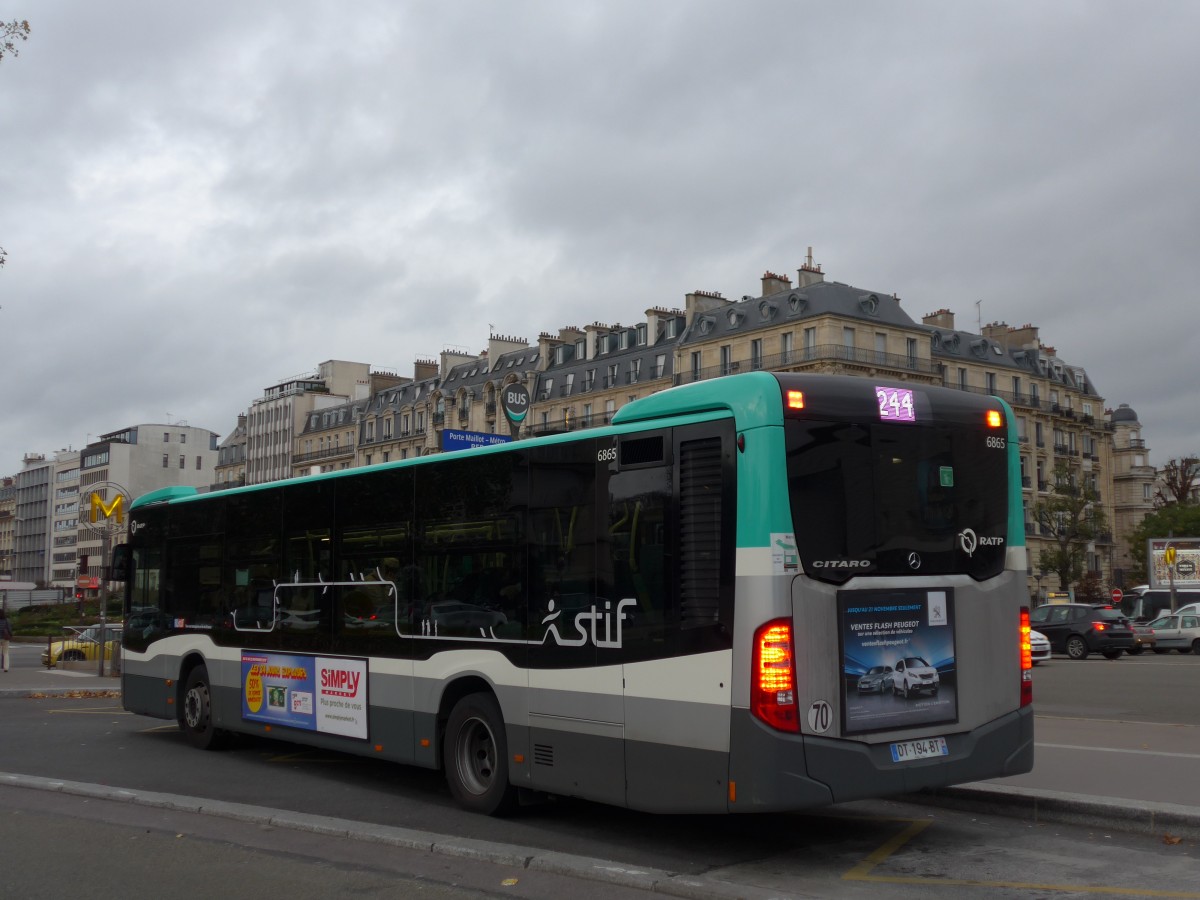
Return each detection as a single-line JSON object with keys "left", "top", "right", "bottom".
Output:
{"left": 89, "top": 491, "right": 124, "bottom": 525}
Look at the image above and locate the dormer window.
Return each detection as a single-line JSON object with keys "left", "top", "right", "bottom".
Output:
{"left": 858, "top": 294, "right": 880, "bottom": 315}
{"left": 636, "top": 323, "right": 647, "bottom": 346}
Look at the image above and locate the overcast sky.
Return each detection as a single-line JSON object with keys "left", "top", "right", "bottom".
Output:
{"left": 2, "top": 1, "right": 1198, "bottom": 479}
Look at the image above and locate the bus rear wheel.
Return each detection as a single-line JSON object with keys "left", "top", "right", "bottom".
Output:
{"left": 443, "top": 693, "right": 517, "bottom": 816}
{"left": 181, "top": 665, "right": 229, "bottom": 751}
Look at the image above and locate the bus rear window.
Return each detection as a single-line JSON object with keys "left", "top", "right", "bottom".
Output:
{"left": 785, "top": 417, "right": 1008, "bottom": 583}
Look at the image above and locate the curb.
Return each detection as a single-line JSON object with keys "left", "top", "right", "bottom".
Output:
{"left": 906, "top": 783, "right": 1200, "bottom": 840}
{"left": 0, "top": 772, "right": 786, "bottom": 900}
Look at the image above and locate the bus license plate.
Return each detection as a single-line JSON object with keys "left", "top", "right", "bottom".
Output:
{"left": 890, "top": 736, "right": 948, "bottom": 763}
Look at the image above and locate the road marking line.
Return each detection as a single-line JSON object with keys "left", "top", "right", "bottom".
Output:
{"left": 1038, "top": 742, "right": 1200, "bottom": 760}
{"left": 843, "top": 816, "right": 1200, "bottom": 896}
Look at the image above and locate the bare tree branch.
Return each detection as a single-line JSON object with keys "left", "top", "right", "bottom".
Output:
{"left": 1, "top": 19, "right": 31, "bottom": 64}
{"left": 1154, "top": 456, "right": 1200, "bottom": 507}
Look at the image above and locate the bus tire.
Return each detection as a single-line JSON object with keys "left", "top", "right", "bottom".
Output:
{"left": 443, "top": 692, "right": 517, "bottom": 816}
{"left": 1065, "top": 636, "right": 1088, "bottom": 660}
{"left": 181, "top": 665, "right": 229, "bottom": 751}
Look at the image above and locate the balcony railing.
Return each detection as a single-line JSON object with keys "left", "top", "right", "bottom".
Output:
{"left": 525, "top": 411, "right": 617, "bottom": 436}
{"left": 673, "top": 344, "right": 939, "bottom": 386}
{"left": 292, "top": 446, "right": 354, "bottom": 464}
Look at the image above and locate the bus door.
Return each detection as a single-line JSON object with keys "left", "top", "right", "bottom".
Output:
{"left": 524, "top": 439, "right": 626, "bottom": 804}
{"left": 617, "top": 424, "right": 734, "bottom": 813}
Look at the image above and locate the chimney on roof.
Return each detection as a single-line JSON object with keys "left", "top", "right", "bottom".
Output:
{"left": 982, "top": 321, "right": 1010, "bottom": 342}
{"left": 922, "top": 309, "right": 955, "bottom": 329}
{"left": 796, "top": 246, "right": 824, "bottom": 288}
{"left": 1005, "top": 323, "right": 1041, "bottom": 350}
{"left": 761, "top": 270, "right": 792, "bottom": 296}
{"left": 413, "top": 358, "right": 438, "bottom": 382}
{"left": 683, "top": 290, "right": 729, "bottom": 327}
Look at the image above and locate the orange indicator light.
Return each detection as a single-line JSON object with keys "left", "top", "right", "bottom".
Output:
{"left": 986, "top": 409, "right": 1003, "bottom": 428}
{"left": 787, "top": 390, "right": 805, "bottom": 409}
{"left": 420, "top": 738, "right": 430, "bottom": 748}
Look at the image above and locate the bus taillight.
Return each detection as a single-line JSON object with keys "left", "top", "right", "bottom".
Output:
{"left": 1019, "top": 606, "right": 1033, "bottom": 707}
{"left": 752, "top": 619, "right": 799, "bottom": 732}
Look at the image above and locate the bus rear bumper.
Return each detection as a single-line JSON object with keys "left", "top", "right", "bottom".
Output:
{"left": 728, "top": 704, "right": 1034, "bottom": 811}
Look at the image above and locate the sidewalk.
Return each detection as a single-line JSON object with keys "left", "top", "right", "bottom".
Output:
{"left": 0, "top": 663, "right": 121, "bottom": 698}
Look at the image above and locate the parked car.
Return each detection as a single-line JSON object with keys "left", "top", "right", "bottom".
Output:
{"left": 1128, "top": 623, "right": 1157, "bottom": 655}
{"left": 888, "top": 656, "right": 939, "bottom": 698}
{"left": 41, "top": 623, "right": 123, "bottom": 667}
{"left": 1145, "top": 614, "right": 1200, "bottom": 654}
{"left": 1028, "top": 603, "right": 1133, "bottom": 660}
{"left": 1029, "top": 629, "right": 1051, "bottom": 664}
{"left": 856, "top": 664, "right": 893, "bottom": 693}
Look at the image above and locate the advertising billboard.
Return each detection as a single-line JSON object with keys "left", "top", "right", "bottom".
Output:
{"left": 1147, "top": 538, "right": 1200, "bottom": 589}
{"left": 241, "top": 652, "right": 368, "bottom": 740}
{"left": 839, "top": 588, "right": 958, "bottom": 735}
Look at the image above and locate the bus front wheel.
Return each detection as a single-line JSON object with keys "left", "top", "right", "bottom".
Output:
{"left": 443, "top": 693, "right": 517, "bottom": 816}
{"left": 181, "top": 665, "right": 229, "bottom": 751}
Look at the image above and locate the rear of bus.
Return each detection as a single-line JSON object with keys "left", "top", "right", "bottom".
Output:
{"left": 729, "top": 373, "right": 1033, "bottom": 809}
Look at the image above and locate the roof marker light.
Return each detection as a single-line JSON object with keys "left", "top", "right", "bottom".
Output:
{"left": 787, "top": 390, "right": 805, "bottom": 410}
{"left": 986, "top": 409, "right": 1003, "bottom": 428}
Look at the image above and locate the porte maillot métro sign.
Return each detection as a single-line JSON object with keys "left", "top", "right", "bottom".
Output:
{"left": 501, "top": 383, "right": 531, "bottom": 437}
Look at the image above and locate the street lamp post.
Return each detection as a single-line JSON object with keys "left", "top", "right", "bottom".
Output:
{"left": 1034, "top": 570, "right": 1046, "bottom": 605}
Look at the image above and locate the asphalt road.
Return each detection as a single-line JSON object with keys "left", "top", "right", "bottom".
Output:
{"left": 2, "top": 644, "right": 1199, "bottom": 897}
{"left": 987, "top": 650, "right": 1200, "bottom": 806}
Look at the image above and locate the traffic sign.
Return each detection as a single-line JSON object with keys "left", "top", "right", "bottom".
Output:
{"left": 1111, "top": 588, "right": 1123, "bottom": 604}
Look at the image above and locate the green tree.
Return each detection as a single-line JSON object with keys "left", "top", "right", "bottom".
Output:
{"left": 1126, "top": 504, "right": 1200, "bottom": 585}
{"left": 1032, "top": 463, "right": 1108, "bottom": 592}
{"left": 1075, "top": 570, "right": 1105, "bottom": 603}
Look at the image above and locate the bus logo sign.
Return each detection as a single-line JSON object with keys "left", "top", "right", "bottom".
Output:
{"left": 501, "top": 383, "right": 531, "bottom": 425}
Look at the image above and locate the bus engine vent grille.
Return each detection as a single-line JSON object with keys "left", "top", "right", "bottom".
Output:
{"left": 533, "top": 744, "right": 555, "bottom": 767}
{"left": 679, "top": 436, "right": 722, "bottom": 628}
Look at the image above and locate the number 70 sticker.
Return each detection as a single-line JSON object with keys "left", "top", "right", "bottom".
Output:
{"left": 808, "top": 700, "right": 832, "bottom": 734}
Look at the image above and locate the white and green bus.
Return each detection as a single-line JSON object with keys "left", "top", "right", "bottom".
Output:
{"left": 117, "top": 372, "right": 1033, "bottom": 815}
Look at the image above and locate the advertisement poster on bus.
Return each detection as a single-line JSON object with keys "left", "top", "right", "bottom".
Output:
{"left": 838, "top": 588, "right": 957, "bottom": 735}
{"left": 241, "top": 653, "right": 369, "bottom": 740}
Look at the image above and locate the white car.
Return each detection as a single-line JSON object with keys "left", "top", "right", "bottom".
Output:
{"left": 1029, "top": 629, "right": 1051, "bottom": 664}
{"left": 889, "top": 656, "right": 940, "bottom": 698}
{"left": 1146, "top": 614, "right": 1200, "bottom": 654}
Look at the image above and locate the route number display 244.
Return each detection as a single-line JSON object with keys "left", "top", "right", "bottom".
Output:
{"left": 876, "top": 386, "right": 916, "bottom": 423}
